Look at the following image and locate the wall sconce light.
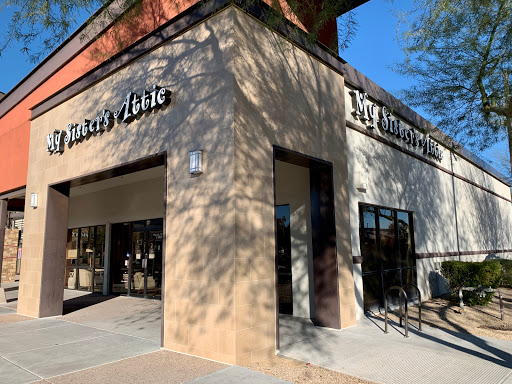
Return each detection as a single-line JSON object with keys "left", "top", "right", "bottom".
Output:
{"left": 30, "top": 193, "right": 38, "bottom": 208}
{"left": 189, "top": 150, "right": 204, "bottom": 175}
{"left": 356, "top": 171, "right": 368, "bottom": 192}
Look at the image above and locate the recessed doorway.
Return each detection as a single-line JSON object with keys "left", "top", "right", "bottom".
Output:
{"left": 274, "top": 147, "right": 340, "bottom": 336}
{"left": 111, "top": 219, "right": 163, "bottom": 299}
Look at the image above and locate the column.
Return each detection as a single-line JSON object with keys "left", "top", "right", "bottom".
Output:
{"left": 38, "top": 188, "right": 69, "bottom": 317}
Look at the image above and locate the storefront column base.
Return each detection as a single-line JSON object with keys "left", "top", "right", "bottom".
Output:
{"left": 0, "top": 287, "right": 6, "bottom": 304}
{"left": 38, "top": 187, "right": 69, "bottom": 317}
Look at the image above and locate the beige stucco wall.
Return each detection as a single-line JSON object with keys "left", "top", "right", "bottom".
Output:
{"left": 20, "top": 7, "right": 236, "bottom": 363}
{"left": 20, "top": 6, "right": 357, "bottom": 365}
{"left": 345, "top": 84, "right": 512, "bottom": 319}
{"left": 68, "top": 176, "right": 165, "bottom": 228}
{"left": 233, "top": 6, "right": 355, "bottom": 361}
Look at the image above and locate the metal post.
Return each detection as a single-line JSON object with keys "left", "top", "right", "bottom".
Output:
{"left": 384, "top": 294, "right": 389, "bottom": 334}
{"left": 399, "top": 290, "right": 403, "bottom": 328}
{"left": 91, "top": 226, "right": 96, "bottom": 293}
{"left": 103, "top": 223, "right": 111, "bottom": 296}
{"left": 404, "top": 295, "right": 409, "bottom": 338}
{"left": 498, "top": 289, "right": 504, "bottom": 321}
{"left": 402, "top": 283, "right": 422, "bottom": 332}
{"left": 384, "top": 286, "right": 409, "bottom": 338}
{"left": 418, "top": 290, "right": 422, "bottom": 331}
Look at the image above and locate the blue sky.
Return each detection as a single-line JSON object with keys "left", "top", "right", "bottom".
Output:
{"left": 0, "top": 0, "right": 508, "bottom": 176}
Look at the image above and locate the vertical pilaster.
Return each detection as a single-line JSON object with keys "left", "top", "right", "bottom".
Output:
{"left": 38, "top": 188, "right": 69, "bottom": 317}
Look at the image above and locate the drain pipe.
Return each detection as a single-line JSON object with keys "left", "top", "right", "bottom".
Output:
{"left": 450, "top": 153, "right": 461, "bottom": 261}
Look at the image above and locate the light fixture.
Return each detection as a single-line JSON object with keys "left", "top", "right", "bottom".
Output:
{"left": 356, "top": 171, "right": 368, "bottom": 191}
{"left": 30, "top": 193, "right": 38, "bottom": 208}
{"left": 189, "top": 150, "right": 203, "bottom": 175}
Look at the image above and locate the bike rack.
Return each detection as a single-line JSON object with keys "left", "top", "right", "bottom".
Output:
{"left": 384, "top": 286, "right": 409, "bottom": 338}
{"left": 402, "top": 283, "right": 422, "bottom": 331}
{"left": 384, "top": 284, "right": 423, "bottom": 338}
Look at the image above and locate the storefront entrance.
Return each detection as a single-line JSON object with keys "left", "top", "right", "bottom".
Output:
{"left": 274, "top": 147, "right": 340, "bottom": 330}
{"left": 359, "top": 204, "right": 416, "bottom": 311}
{"left": 276, "top": 205, "right": 292, "bottom": 315}
{"left": 111, "top": 219, "right": 163, "bottom": 299}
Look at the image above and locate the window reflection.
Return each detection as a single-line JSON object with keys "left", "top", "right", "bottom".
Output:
{"left": 65, "top": 225, "right": 105, "bottom": 293}
{"left": 359, "top": 204, "right": 416, "bottom": 311}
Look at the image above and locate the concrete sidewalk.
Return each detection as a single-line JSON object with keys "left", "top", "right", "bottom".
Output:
{"left": 0, "top": 288, "right": 291, "bottom": 384}
{"left": 279, "top": 314, "right": 512, "bottom": 384}
{"left": 3, "top": 282, "right": 512, "bottom": 384}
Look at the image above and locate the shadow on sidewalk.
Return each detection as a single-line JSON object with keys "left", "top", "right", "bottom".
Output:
{"left": 62, "top": 293, "right": 117, "bottom": 315}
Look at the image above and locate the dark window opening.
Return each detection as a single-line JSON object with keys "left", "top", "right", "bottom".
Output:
{"left": 359, "top": 204, "right": 416, "bottom": 311}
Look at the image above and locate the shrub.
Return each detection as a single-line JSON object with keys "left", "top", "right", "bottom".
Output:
{"left": 441, "top": 261, "right": 502, "bottom": 306}
{"left": 489, "top": 259, "right": 512, "bottom": 288}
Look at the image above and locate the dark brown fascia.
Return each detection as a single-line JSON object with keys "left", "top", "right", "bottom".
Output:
{"left": 26, "top": 0, "right": 510, "bottom": 187}
{"left": 334, "top": 0, "right": 370, "bottom": 17}
{"left": 30, "top": 0, "right": 231, "bottom": 117}
{"left": 0, "top": 0, "right": 131, "bottom": 119}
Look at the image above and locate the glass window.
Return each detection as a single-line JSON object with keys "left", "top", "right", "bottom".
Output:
{"left": 95, "top": 226, "right": 105, "bottom": 268}
{"left": 360, "top": 206, "right": 379, "bottom": 273}
{"left": 397, "top": 211, "right": 414, "bottom": 268}
{"left": 65, "top": 225, "right": 106, "bottom": 292}
{"left": 66, "top": 228, "right": 78, "bottom": 266}
{"left": 359, "top": 204, "right": 416, "bottom": 311}
{"left": 78, "top": 227, "right": 90, "bottom": 266}
{"left": 379, "top": 209, "right": 399, "bottom": 270}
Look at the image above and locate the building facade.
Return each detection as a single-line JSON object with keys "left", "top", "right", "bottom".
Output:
{"left": 1, "top": 0, "right": 511, "bottom": 366}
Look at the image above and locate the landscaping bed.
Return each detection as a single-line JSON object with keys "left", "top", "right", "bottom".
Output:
{"left": 388, "top": 287, "right": 512, "bottom": 341}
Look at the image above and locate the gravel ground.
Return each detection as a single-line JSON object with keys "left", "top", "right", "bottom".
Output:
{"left": 0, "top": 313, "right": 32, "bottom": 324}
{"left": 242, "top": 354, "right": 375, "bottom": 384}
{"left": 243, "top": 288, "right": 512, "bottom": 384}
{"left": 388, "top": 287, "right": 512, "bottom": 341}
{"left": 31, "top": 350, "right": 227, "bottom": 384}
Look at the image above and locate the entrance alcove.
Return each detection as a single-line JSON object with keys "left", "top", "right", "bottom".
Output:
{"left": 39, "top": 155, "right": 166, "bottom": 341}
{"left": 274, "top": 148, "right": 340, "bottom": 347}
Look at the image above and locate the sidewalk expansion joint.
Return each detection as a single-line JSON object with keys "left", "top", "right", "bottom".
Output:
{"left": 2, "top": 333, "right": 115, "bottom": 357}
{"left": 0, "top": 355, "right": 44, "bottom": 381}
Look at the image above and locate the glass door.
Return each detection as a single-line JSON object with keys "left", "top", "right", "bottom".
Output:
{"left": 359, "top": 204, "right": 416, "bottom": 312}
{"left": 276, "top": 205, "right": 292, "bottom": 315}
{"left": 128, "top": 221, "right": 163, "bottom": 298}
{"left": 146, "top": 230, "right": 163, "bottom": 297}
{"left": 130, "top": 230, "right": 145, "bottom": 296}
